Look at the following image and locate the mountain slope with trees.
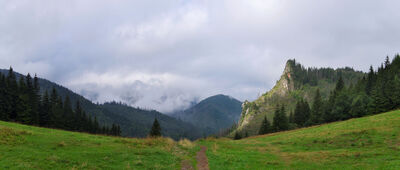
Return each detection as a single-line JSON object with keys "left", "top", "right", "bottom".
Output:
{"left": 236, "top": 55, "right": 400, "bottom": 137}
{"left": 0, "top": 69, "right": 202, "bottom": 140}
{"left": 172, "top": 94, "right": 242, "bottom": 136}
{"left": 236, "top": 59, "right": 365, "bottom": 136}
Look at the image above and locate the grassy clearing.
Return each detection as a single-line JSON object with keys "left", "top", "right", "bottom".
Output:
{"left": 1, "top": 110, "right": 399, "bottom": 169}
{"left": 199, "top": 110, "right": 400, "bottom": 169}
{"left": 0, "top": 121, "right": 198, "bottom": 170}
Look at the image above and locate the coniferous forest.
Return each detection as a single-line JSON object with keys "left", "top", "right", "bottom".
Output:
{"left": 259, "top": 55, "right": 400, "bottom": 135}
{"left": 0, "top": 68, "right": 121, "bottom": 136}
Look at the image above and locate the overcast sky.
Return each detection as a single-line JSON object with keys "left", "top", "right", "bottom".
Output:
{"left": 1, "top": 0, "right": 399, "bottom": 113}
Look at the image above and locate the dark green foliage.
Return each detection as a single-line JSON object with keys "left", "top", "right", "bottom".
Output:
{"left": 39, "top": 90, "right": 51, "bottom": 126}
{"left": 309, "top": 89, "right": 324, "bottom": 125}
{"left": 272, "top": 105, "right": 289, "bottom": 132}
{"left": 294, "top": 99, "right": 310, "bottom": 127}
{"left": 0, "top": 68, "right": 199, "bottom": 139}
{"left": 258, "top": 116, "right": 271, "bottom": 135}
{"left": 233, "top": 131, "right": 242, "bottom": 140}
{"left": 149, "top": 118, "right": 161, "bottom": 137}
{"left": 286, "top": 59, "right": 362, "bottom": 89}
{"left": 172, "top": 94, "right": 242, "bottom": 136}
{"left": 0, "top": 70, "right": 120, "bottom": 137}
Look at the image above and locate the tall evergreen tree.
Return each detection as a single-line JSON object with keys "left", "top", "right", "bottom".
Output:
{"left": 6, "top": 67, "right": 19, "bottom": 121}
{"left": 273, "top": 105, "right": 289, "bottom": 132}
{"left": 258, "top": 116, "right": 271, "bottom": 135}
{"left": 17, "top": 76, "right": 30, "bottom": 123}
{"left": 365, "top": 66, "right": 375, "bottom": 95}
{"left": 39, "top": 90, "right": 51, "bottom": 126}
{"left": 309, "top": 89, "right": 324, "bottom": 125}
{"left": 0, "top": 73, "right": 8, "bottom": 120}
{"left": 149, "top": 118, "right": 161, "bottom": 137}
{"left": 294, "top": 99, "right": 310, "bottom": 127}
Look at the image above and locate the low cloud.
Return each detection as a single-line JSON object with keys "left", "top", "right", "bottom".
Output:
{"left": 1, "top": 0, "right": 399, "bottom": 112}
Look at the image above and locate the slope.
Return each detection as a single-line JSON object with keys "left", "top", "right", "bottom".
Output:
{"left": 172, "top": 94, "right": 242, "bottom": 136}
{"left": 0, "top": 69, "right": 202, "bottom": 140}
{"left": 0, "top": 121, "right": 199, "bottom": 169}
{"left": 237, "top": 60, "right": 364, "bottom": 135}
{"left": 199, "top": 110, "right": 400, "bottom": 169}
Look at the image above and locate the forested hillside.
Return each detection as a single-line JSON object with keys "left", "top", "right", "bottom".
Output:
{"left": 0, "top": 69, "right": 202, "bottom": 140}
{"left": 172, "top": 94, "right": 242, "bottom": 136}
{"left": 236, "top": 55, "right": 400, "bottom": 137}
{"left": 0, "top": 69, "right": 120, "bottom": 136}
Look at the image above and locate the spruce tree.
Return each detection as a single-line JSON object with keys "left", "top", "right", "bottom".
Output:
{"left": 258, "top": 116, "right": 271, "bottom": 135}
{"left": 365, "top": 66, "right": 375, "bottom": 95}
{"left": 39, "top": 90, "right": 51, "bottom": 126}
{"left": 7, "top": 67, "right": 19, "bottom": 121}
{"left": 0, "top": 73, "right": 8, "bottom": 120}
{"left": 273, "top": 105, "right": 289, "bottom": 132}
{"left": 62, "top": 96, "right": 74, "bottom": 130}
{"left": 149, "top": 118, "right": 161, "bottom": 137}
{"left": 310, "top": 89, "right": 324, "bottom": 124}
{"left": 17, "top": 76, "right": 30, "bottom": 123}
{"left": 294, "top": 99, "right": 310, "bottom": 127}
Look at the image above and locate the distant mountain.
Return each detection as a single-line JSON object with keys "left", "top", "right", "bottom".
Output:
{"left": 172, "top": 94, "right": 242, "bottom": 135}
{"left": 235, "top": 59, "right": 365, "bottom": 136}
{"left": 0, "top": 69, "right": 202, "bottom": 140}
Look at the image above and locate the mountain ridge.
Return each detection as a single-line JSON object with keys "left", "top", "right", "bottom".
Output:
{"left": 172, "top": 94, "right": 242, "bottom": 136}
{"left": 0, "top": 68, "right": 202, "bottom": 139}
{"left": 236, "top": 59, "right": 365, "bottom": 135}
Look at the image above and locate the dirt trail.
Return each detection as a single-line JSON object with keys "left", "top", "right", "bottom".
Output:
{"left": 181, "top": 145, "right": 209, "bottom": 170}
{"left": 196, "top": 146, "right": 210, "bottom": 170}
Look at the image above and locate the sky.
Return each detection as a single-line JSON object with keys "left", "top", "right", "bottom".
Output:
{"left": 1, "top": 0, "right": 400, "bottom": 113}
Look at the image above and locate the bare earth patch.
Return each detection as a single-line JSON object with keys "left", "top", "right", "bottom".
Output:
{"left": 196, "top": 146, "right": 209, "bottom": 170}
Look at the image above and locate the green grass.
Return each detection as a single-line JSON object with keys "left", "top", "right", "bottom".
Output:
{"left": 199, "top": 110, "right": 400, "bottom": 169}
{"left": 0, "top": 121, "right": 199, "bottom": 169}
{"left": 1, "top": 110, "right": 399, "bottom": 169}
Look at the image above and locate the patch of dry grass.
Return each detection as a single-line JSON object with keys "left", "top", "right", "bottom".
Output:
{"left": 178, "top": 138, "right": 194, "bottom": 149}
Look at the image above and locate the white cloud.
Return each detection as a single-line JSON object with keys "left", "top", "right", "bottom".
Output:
{"left": 1, "top": 0, "right": 399, "bottom": 112}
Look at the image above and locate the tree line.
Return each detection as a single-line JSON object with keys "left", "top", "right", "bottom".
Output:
{"left": 0, "top": 68, "right": 121, "bottom": 136}
{"left": 256, "top": 55, "right": 400, "bottom": 136}
{"left": 231, "top": 55, "right": 400, "bottom": 139}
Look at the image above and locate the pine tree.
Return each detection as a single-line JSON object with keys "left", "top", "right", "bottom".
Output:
{"left": 0, "top": 73, "right": 8, "bottom": 121}
{"left": 17, "top": 76, "right": 30, "bottom": 123}
{"left": 26, "top": 74, "right": 39, "bottom": 125}
{"left": 62, "top": 96, "right": 74, "bottom": 130}
{"left": 310, "top": 89, "right": 324, "bottom": 125}
{"left": 6, "top": 67, "right": 19, "bottom": 121}
{"left": 93, "top": 116, "right": 100, "bottom": 134}
{"left": 273, "top": 105, "right": 289, "bottom": 132}
{"left": 350, "top": 94, "right": 369, "bottom": 118}
{"left": 335, "top": 76, "right": 345, "bottom": 94}
{"left": 39, "top": 90, "right": 51, "bottom": 126}
{"left": 294, "top": 99, "right": 310, "bottom": 127}
{"left": 258, "top": 116, "right": 271, "bottom": 135}
{"left": 365, "top": 66, "right": 375, "bottom": 95}
{"left": 74, "top": 101, "right": 83, "bottom": 131}
{"left": 149, "top": 118, "right": 161, "bottom": 137}
{"left": 392, "top": 76, "right": 400, "bottom": 108}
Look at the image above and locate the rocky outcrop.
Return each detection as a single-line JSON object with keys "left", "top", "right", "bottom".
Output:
{"left": 237, "top": 60, "right": 295, "bottom": 131}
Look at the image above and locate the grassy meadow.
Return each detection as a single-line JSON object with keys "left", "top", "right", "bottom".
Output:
{"left": 0, "top": 110, "right": 399, "bottom": 169}
{"left": 199, "top": 110, "right": 400, "bottom": 169}
{"left": 0, "top": 121, "right": 198, "bottom": 169}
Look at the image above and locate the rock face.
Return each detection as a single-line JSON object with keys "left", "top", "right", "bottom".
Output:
{"left": 235, "top": 59, "right": 364, "bottom": 136}
{"left": 238, "top": 60, "right": 295, "bottom": 131}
